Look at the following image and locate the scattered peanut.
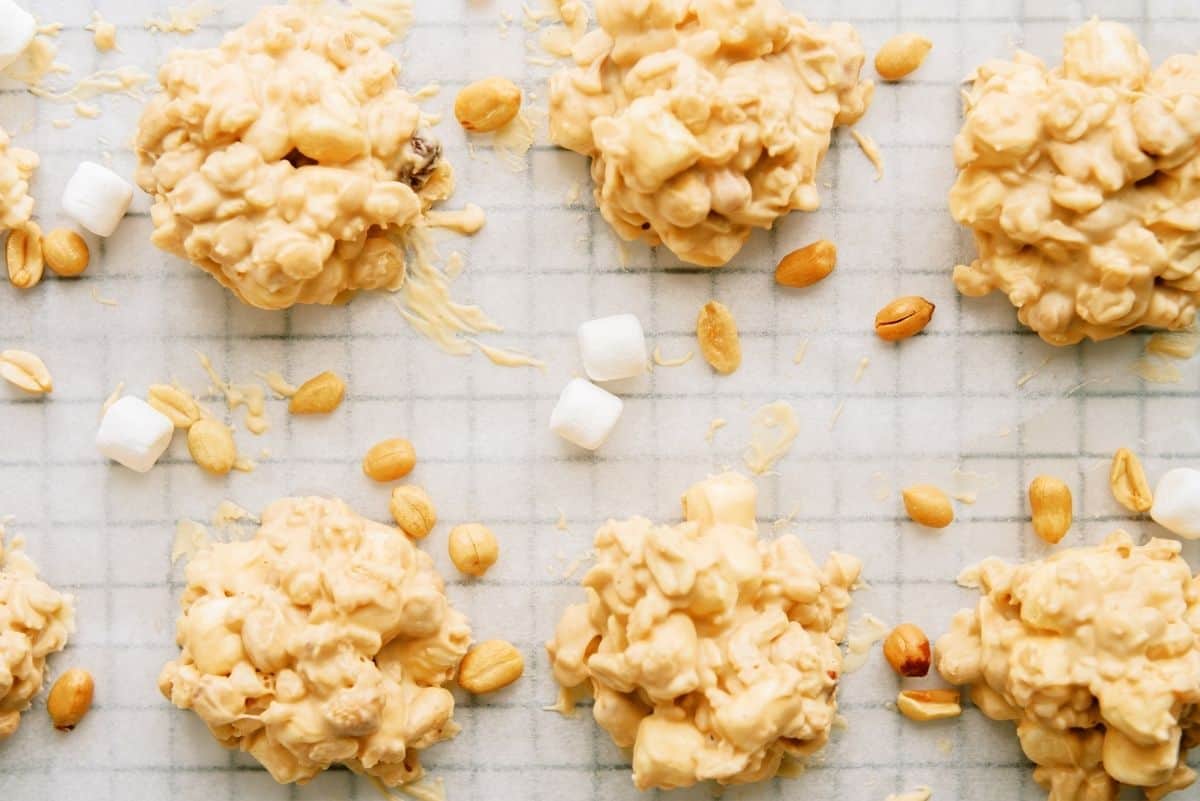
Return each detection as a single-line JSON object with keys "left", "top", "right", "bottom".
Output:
{"left": 455, "top": 77, "right": 522, "bottom": 133}
{"left": 875, "top": 296, "right": 935, "bottom": 341}
{"left": 697, "top": 300, "right": 741, "bottom": 374}
{"left": 883, "top": 623, "right": 931, "bottom": 678}
{"left": 187, "top": 419, "right": 238, "bottom": 475}
{"left": 289, "top": 371, "right": 345, "bottom": 415}
{"left": 390, "top": 485, "right": 437, "bottom": 539}
{"left": 896, "top": 688, "right": 961, "bottom": 721}
{"left": 362, "top": 438, "right": 417, "bottom": 483}
{"left": 875, "top": 33, "right": 933, "bottom": 81}
{"left": 448, "top": 523, "right": 499, "bottom": 577}
{"left": 775, "top": 240, "right": 836, "bottom": 288}
{"left": 0, "top": 349, "right": 53, "bottom": 394}
{"left": 1110, "top": 448, "right": 1153, "bottom": 513}
{"left": 458, "top": 640, "right": 525, "bottom": 694}
{"left": 0, "top": 711, "right": 18, "bottom": 738}
{"left": 6, "top": 224, "right": 44, "bottom": 289}
{"left": 46, "top": 668, "right": 94, "bottom": 731}
{"left": 148, "top": 384, "right": 201, "bottom": 429}
{"left": 42, "top": 228, "right": 90, "bottom": 277}
{"left": 901, "top": 484, "right": 953, "bottom": 528}
{"left": 1029, "top": 475, "right": 1072, "bottom": 544}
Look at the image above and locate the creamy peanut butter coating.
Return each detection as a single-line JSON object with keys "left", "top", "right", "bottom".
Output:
{"left": 134, "top": 4, "right": 452, "bottom": 309}
{"left": 951, "top": 21, "right": 1200, "bottom": 345}
{"left": 0, "top": 127, "right": 38, "bottom": 232}
{"left": 546, "top": 472, "right": 862, "bottom": 790}
{"left": 0, "top": 532, "right": 75, "bottom": 740}
{"left": 548, "top": 0, "right": 873, "bottom": 267}
{"left": 937, "top": 532, "right": 1200, "bottom": 801}
{"left": 159, "top": 497, "right": 471, "bottom": 787}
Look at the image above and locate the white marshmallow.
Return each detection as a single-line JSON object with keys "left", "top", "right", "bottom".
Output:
{"left": 550, "top": 378, "right": 623, "bottom": 451}
{"left": 578, "top": 313, "right": 647, "bottom": 382}
{"left": 0, "top": 1, "right": 36, "bottom": 73}
{"left": 62, "top": 161, "right": 134, "bottom": 237}
{"left": 1150, "top": 468, "right": 1200, "bottom": 539}
{"left": 96, "top": 396, "right": 175, "bottom": 473}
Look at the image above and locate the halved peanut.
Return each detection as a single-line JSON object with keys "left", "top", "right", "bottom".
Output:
{"left": 6, "top": 224, "right": 44, "bottom": 289}
{"left": 289, "top": 371, "right": 345, "bottom": 415}
{"left": 897, "top": 688, "right": 961, "bottom": 721}
{"left": 697, "top": 301, "right": 741, "bottom": 374}
{"left": 776, "top": 240, "right": 836, "bottom": 288}
{"left": 1109, "top": 448, "right": 1152, "bottom": 513}
{"left": 148, "top": 384, "right": 201, "bottom": 429}
{"left": 0, "top": 349, "right": 53, "bottom": 394}
{"left": 187, "top": 419, "right": 237, "bottom": 475}
{"left": 458, "top": 640, "right": 524, "bottom": 694}
{"left": 1029, "top": 475, "right": 1071, "bottom": 544}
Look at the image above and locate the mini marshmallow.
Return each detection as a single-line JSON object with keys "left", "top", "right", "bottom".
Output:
{"left": 0, "top": 1, "right": 36, "bottom": 73}
{"left": 1150, "top": 468, "right": 1200, "bottom": 539}
{"left": 96, "top": 396, "right": 175, "bottom": 473}
{"left": 62, "top": 161, "right": 134, "bottom": 237}
{"left": 550, "top": 378, "right": 623, "bottom": 451}
{"left": 578, "top": 313, "right": 647, "bottom": 382}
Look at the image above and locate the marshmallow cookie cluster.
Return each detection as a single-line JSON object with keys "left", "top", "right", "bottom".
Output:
{"left": 0, "top": 530, "right": 75, "bottom": 740}
{"left": 134, "top": 4, "right": 451, "bottom": 309}
{"left": 548, "top": 0, "right": 873, "bottom": 267}
{"left": 160, "top": 497, "right": 471, "bottom": 787}
{"left": 951, "top": 21, "right": 1200, "bottom": 345}
{"left": 547, "top": 473, "right": 862, "bottom": 790}
{"left": 937, "top": 532, "right": 1200, "bottom": 801}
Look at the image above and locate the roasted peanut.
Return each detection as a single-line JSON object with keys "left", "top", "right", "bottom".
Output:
{"left": 697, "top": 300, "right": 741, "bottom": 374}
{"left": 363, "top": 438, "right": 416, "bottom": 482}
{"left": 883, "top": 623, "right": 931, "bottom": 678}
{"left": 42, "top": 228, "right": 90, "bottom": 277}
{"left": 455, "top": 77, "right": 522, "bottom": 133}
{"left": 1110, "top": 448, "right": 1152, "bottom": 513}
{"left": 449, "top": 523, "right": 498, "bottom": 577}
{"left": 289, "top": 371, "right": 345, "bottom": 415}
{"left": 148, "top": 384, "right": 201, "bottom": 429}
{"left": 187, "top": 419, "right": 238, "bottom": 475}
{"left": 875, "top": 296, "right": 935, "bottom": 341}
{"left": 390, "top": 485, "right": 437, "bottom": 539}
{"left": 458, "top": 640, "right": 524, "bottom": 694}
{"left": 0, "top": 349, "right": 53, "bottom": 394}
{"left": 47, "top": 668, "right": 94, "bottom": 730}
{"left": 775, "top": 240, "right": 836, "bottom": 288}
{"left": 6, "top": 224, "right": 44, "bottom": 289}
{"left": 902, "top": 484, "right": 953, "bottom": 528}
{"left": 897, "top": 688, "right": 961, "bottom": 721}
{"left": 1029, "top": 475, "right": 1072, "bottom": 544}
{"left": 875, "top": 33, "right": 933, "bottom": 81}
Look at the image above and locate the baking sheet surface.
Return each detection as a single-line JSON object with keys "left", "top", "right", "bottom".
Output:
{"left": 2, "top": 1, "right": 1200, "bottom": 799}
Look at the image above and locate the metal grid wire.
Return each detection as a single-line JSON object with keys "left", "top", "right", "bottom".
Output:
{"left": 2, "top": 0, "right": 1200, "bottom": 799}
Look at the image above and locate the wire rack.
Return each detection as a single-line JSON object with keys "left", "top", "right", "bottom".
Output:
{"left": 1, "top": 0, "right": 1199, "bottom": 799}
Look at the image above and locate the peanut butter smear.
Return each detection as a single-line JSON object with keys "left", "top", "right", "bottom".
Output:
{"left": 160, "top": 496, "right": 471, "bottom": 788}
{"left": 0, "top": 527, "right": 75, "bottom": 741}
{"left": 952, "top": 20, "right": 1200, "bottom": 345}
{"left": 548, "top": 0, "right": 873, "bottom": 267}
{"left": 937, "top": 531, "right": 1200, "bottom": 800}
{"left": 546, "top": 473, "right": 862, "bottom": 790}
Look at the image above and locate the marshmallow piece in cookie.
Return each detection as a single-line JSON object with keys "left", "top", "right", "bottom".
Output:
{"left": 97, "top": 396, "right": 175, "bottom": 473}
{"left": 578, "top": 314, "right": 647, "bottom": 382}
{"left": 62, "top": 161, "right": 134, "bottom": 237}
{"left": 550, "top": 378, "right": 623, "bottom": 451}
{"left": 1150, "top": 468, "right": 1200, "bottom": 539}
{"left": 0, "top": 1, "right": 36, "bottom": 72}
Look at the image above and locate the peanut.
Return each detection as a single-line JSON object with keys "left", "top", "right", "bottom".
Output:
{"left": 0, "top": 349, "right": 53, "bottom": 394}
{"left": 289, "top": 371, "right": 345, "bottom": 415}
{"left": 187, "top": 419, "right": 238, "bottom": 475}
{"left": 455, "top": 77, "right": 522, "bottom": 133}
{"left": 458, "top": 640, "right": 524, "bottom": 694}
{"left": 148, "top": 384, "right": 201, "bottom": 429}
{"left": 42, "top": 228, "right": 90, "bottom": 277}
{"left": 901, "top": 484, "right": 953, "bottom": 528}
{"left": 896, "top": 688, "right": 961, "bottom": 721}
{"left": 775, "top": 240, "right": 836, "bottom": 288}
{"left": 883, "top": 623, "right": 931, "bottom": 678}
{"left": 875, "top": 296, "right": 935, "bottom": 341}
{"left": 6, "top": 223, "right": 44, "bottom": 289}
{"left": 1110, "top": 448, "right": 1152, "bottom": 513}
{"left": 363, "top": 438, "right": 417, "bottom": 483}
{"left": 390, "top": 485, "right": 437, "bottom": 539}
{"left": 1029, "top": 475, "right": 1072, "bottom": 544}
{"left": 47, "top": 668, "right": 94, "bottom": 730}
{"left": 697, "top": 300, "right": 741, "bottom": 374}
{"left": 0, "top": 710, "right": 18, "bottom": 738}
{"left": 875, "top": 33, "right": 933, "bottom": 81}
{"left": 449, "top": 523, "right": 498, "bottom": 577}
